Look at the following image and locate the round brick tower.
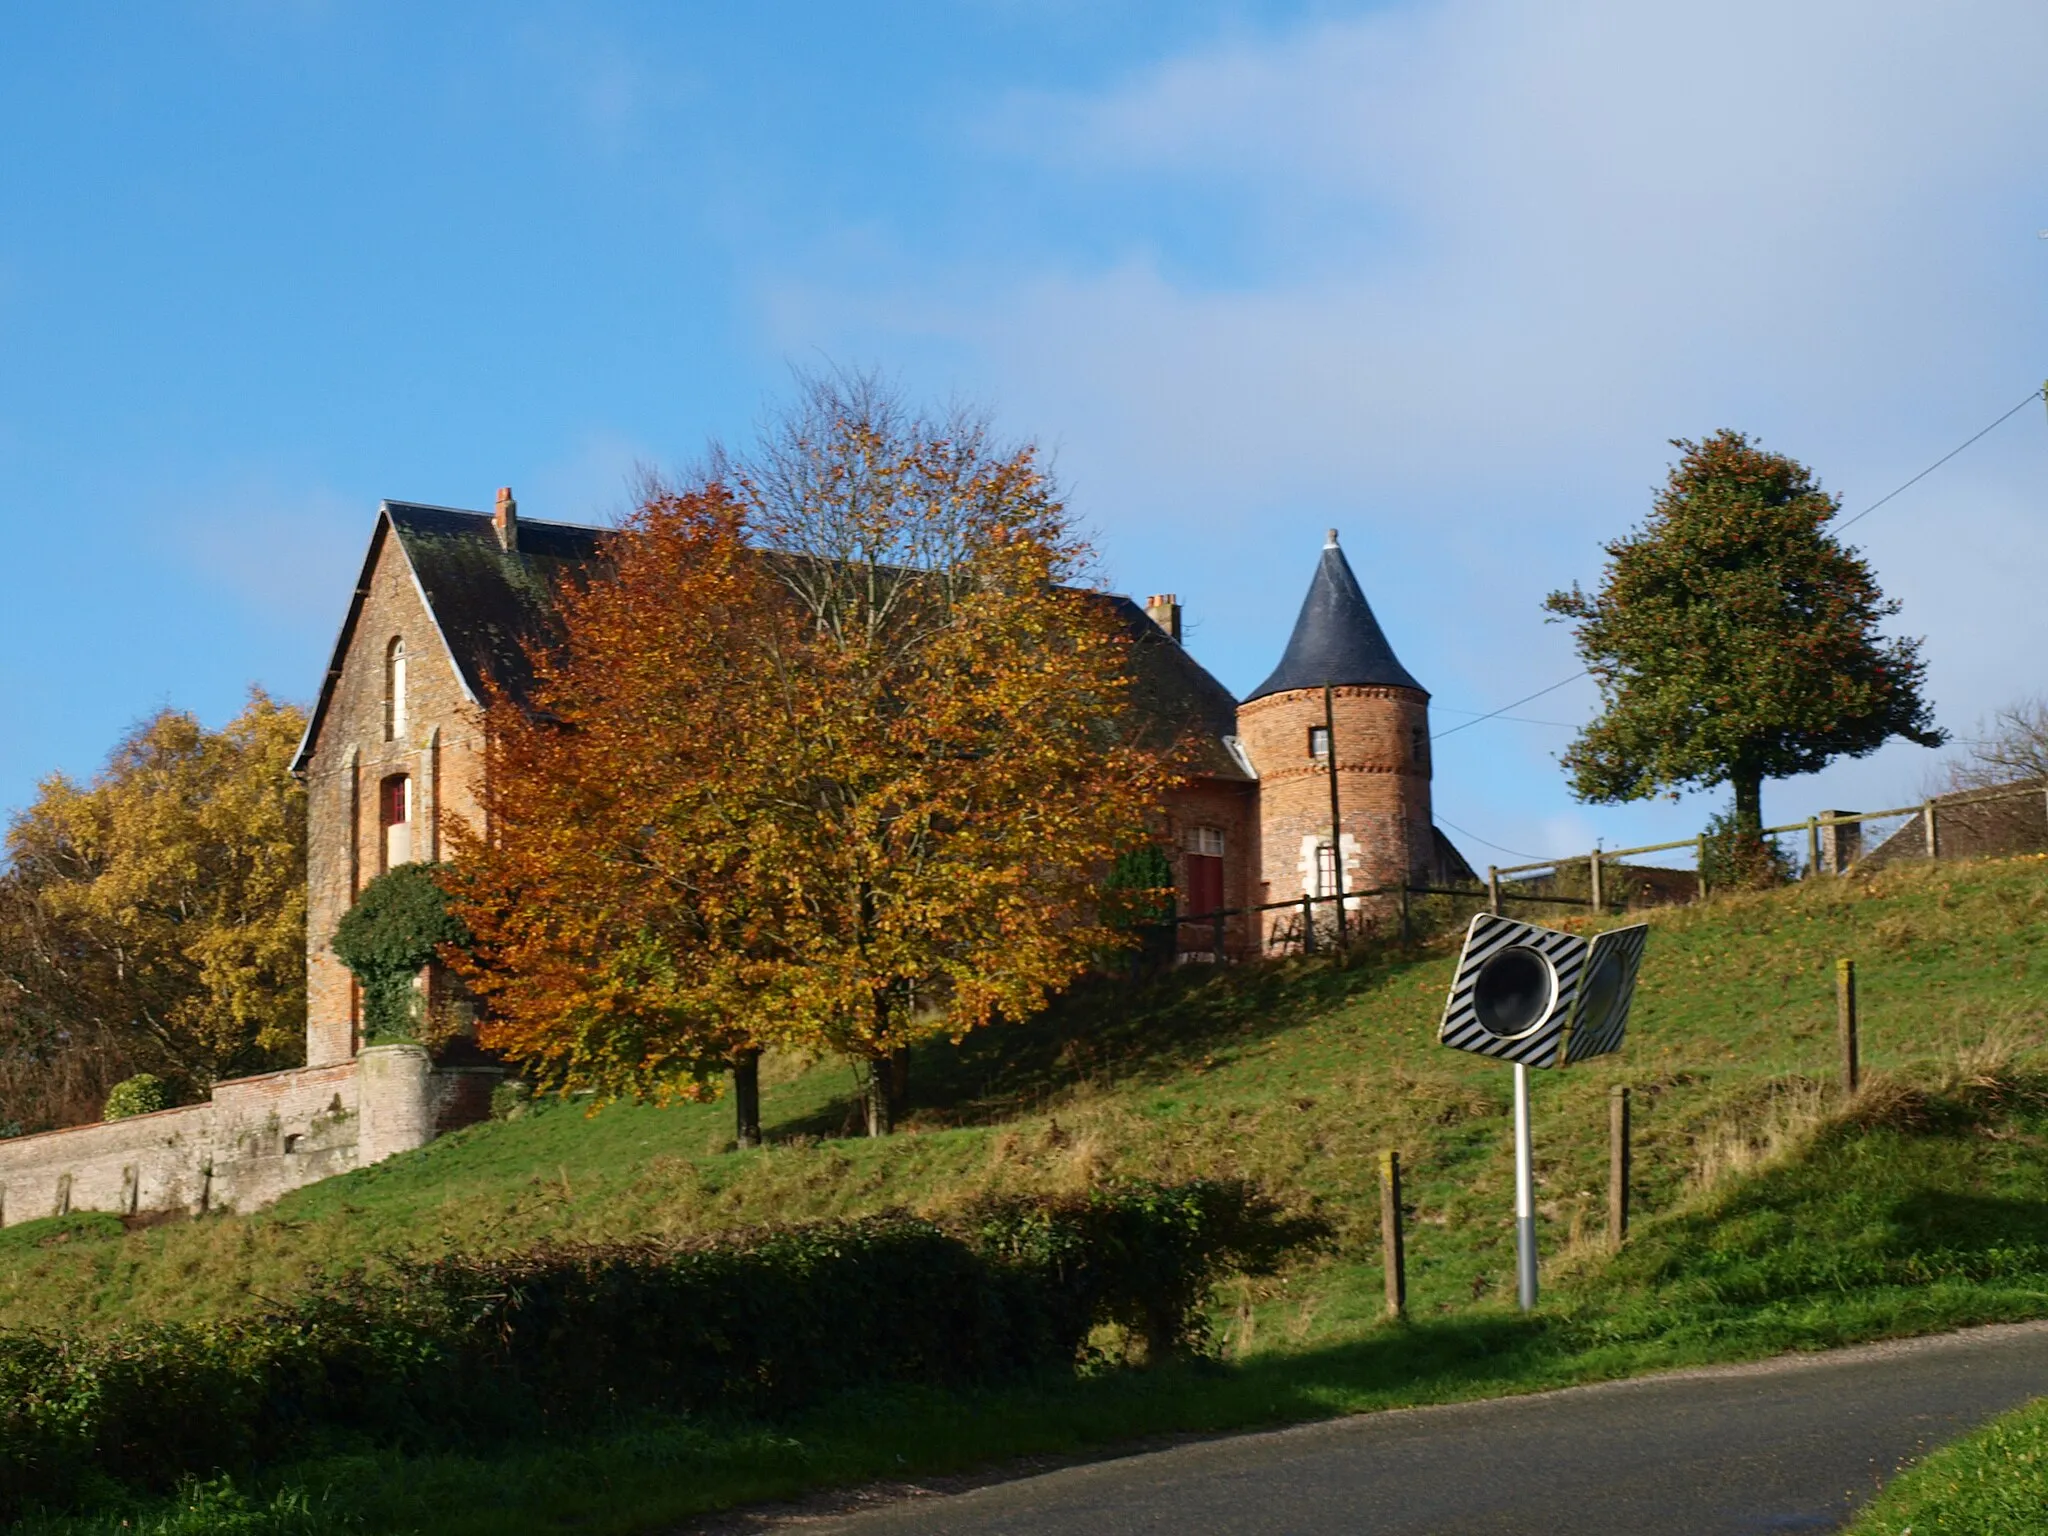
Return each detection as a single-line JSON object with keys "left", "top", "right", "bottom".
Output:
{"left": 1237, "top": 530, "right": 1436, "bottom": 940}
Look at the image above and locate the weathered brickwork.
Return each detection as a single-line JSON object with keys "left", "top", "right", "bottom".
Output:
{"left": 1237, "top": 684, "right": 1434, "bottom": 943}
{"left": 1162, "top": 780, "right": 1259, "bottom": 959}
{"left": 302, "top": 524, "right": 487, "bottom": 1066}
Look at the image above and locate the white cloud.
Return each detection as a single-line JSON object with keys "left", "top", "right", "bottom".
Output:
{"left": 774, "top": 0, "right": 2048, "bottom": 855}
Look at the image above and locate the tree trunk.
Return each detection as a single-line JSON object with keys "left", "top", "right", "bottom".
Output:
{"left": 890, "top": 1045, "right": 911, "bottom": 1120}
{"left": 733, "top": 1048, "right": 761, "bottom": 1149}
{"left": 1732, "top": 772, "right": 1764, "bottom": 839}
{"left": 861, "top": 1054, "right": 893, "bottom": 1137}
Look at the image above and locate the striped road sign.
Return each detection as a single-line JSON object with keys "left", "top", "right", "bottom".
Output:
{"left": 1562, "top": 923, "right": 1649, "bottom": 1065}
{"left": 1438, "top": 914, "right": 1589, "bottom": 1069}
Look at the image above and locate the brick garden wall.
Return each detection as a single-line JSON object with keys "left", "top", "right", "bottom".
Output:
{"left": 0, "top": 1056, "right": 495, "bottom": 1229}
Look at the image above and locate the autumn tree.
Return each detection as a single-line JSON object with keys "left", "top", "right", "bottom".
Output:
{"left": 0, "top": 690, "right": 307, "bottom": 1125}
{"left": 448, "top": 374, "right": 1178, "bottom": 1134}
{"left": 1545, "top": 430, "right": 1943, "bottom": 853}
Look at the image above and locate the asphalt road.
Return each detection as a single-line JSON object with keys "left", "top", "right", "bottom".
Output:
{"left": 770, "top": 1322, "right": 2048, "bottom": 1536}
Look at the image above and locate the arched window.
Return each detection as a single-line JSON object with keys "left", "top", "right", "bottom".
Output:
{"left": 384, "top": 637, "right": 407, "bottom": 742}
{"left": 381, "top": 773, "right": 412, "bottom": 870}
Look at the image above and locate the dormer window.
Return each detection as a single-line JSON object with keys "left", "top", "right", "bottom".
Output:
{"left": 381, "top": 774, "right": 412, "bottom": 870}
{"left": 384, "top": 637, "right": 407, "bottom": 742}
{"left": 1308, "top": 725, "right": 1331, "bottom": 759}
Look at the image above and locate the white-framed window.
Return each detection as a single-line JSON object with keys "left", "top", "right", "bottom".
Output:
{"left": 381, "top": 773, "right": 412, "bottom": 871}
{"left": 1189, "top": 826, "right": 1225, "bottom": 858}
{"left": 1308, "top": 725, "right": 1331, "bottom": 759}
{"left": 384, "top": 637, "right": 408, "bottom": 742}
{"left": 1315, "top": 843, "right": 1340, "bottom": 898}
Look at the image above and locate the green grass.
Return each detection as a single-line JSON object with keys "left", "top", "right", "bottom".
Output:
{"left": 1846, "top": 1394, "right": 2048, "bottom": 1534}
{"left": 9, "top": 855, "right": 2048, "bottom": 1533}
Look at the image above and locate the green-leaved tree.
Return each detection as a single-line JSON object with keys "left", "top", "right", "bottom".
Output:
{"left": 1545, "top": 430, "right": 1943, "bottom": 840}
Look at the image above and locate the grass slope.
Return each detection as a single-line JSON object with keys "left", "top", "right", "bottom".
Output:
{"left": 1847, "top": 1393, "right": 2048, "bottom": 1534}
{"left": 9, "top": 856, "right": 2048, "bottom": 1533}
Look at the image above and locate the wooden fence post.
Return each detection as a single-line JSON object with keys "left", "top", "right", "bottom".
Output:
{"left": 1487, "top": 865, "right": 1501, "bottom": 916}
{"left": 1805, "top": 817, "right": 1819, "bottom": 877}
{"left": 1923, "top": 801, "right": 1938, "bottom": 860}
{"left": 1380, "top": 1149, "right": 1407, "bottom": 1320}
{"left": 1608, "top": 1085, "right": 1630, "bottom": 1251}
{"left": 1837, "top": 958, "right": 1859, "bottom": 1095}
{"left": 1589, "top": 850, "right": 1603, "bottom": 912}
{"left": 1301, "top": 892, "right": 1316, "bottom": 954}
{"left": 1696, "top": 834, "right": 1709, "bottom": 900}
{"left": 1212, "top": 910, "right": 1226, "bottom": 964}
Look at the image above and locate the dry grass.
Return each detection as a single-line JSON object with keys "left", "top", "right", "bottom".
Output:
{"left": 1686, "top": 1077, "right": 1833, "bottom": 1195}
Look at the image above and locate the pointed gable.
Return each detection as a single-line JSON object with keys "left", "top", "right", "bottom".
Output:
{"left": 291, "top": 501, "right": 607, "bottom": 774}
{"left": 1243, "top": 530, "right": 1424, "bottom": 702}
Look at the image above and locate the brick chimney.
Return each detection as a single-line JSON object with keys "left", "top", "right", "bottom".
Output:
{"left": 1144, "top": 593, "right": 1182, "bottom": 642}
{"left": 493, "top": 487, "right": 518, "bottom": 552}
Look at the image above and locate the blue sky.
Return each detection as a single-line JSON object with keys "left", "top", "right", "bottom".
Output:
{"left": 5, "top": 1, "right": 2047, "bottom": 869}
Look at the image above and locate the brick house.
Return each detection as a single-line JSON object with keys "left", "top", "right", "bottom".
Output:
{"left": 292, "top": 498, "right": 1472, "bottom": 1052}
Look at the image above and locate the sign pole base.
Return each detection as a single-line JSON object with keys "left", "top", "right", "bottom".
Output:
{"left": 1514, "top": 1061, "right": 1537, "bottom": 1311}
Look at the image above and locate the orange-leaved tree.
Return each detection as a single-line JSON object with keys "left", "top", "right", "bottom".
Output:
{"left": 448, "top": 372, "right": 1178, "bottom": 1135}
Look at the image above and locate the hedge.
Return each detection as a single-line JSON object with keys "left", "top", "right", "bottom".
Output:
{"left": 0, "top": 1179, "right": 1324, "bottom": 1518}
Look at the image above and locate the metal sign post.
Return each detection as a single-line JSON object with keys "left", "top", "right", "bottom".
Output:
{"left": 1514, "top": 1062, "right": 1537, "bottom": 1310}
{"left": 1439, "top": 914, "right": 1650, "bottom": 1313}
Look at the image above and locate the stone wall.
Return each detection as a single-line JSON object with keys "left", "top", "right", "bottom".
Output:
{"left": 0, "top": 1053, "right": 496, "bottom": 1229}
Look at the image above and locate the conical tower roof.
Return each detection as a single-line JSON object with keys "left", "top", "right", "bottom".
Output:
{"left": 1244, "top": 530, "right": 1425, "bottom": 702}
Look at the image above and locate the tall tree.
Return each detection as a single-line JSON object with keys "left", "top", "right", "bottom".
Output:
{"left": 1545, "top": 430, "right": 1943, "bottom": 838}
{"left": 0, "top": 690, "right": 307, "bottom": 1119}
{"left": 448, "top": 375, "right": 1178, "bottom": 1132}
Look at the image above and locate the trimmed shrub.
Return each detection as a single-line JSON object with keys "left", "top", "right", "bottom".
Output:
{"left": 329, "top": 864, "right": 468, "bottom": 1044}
{"left": 102, "top": 1074, "right": 173, "bottom": 1121}
{"left": 0, "top": 1181, "right": 1323, "bottom": 1519}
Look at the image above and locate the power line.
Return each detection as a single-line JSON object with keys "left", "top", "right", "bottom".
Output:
{"left": 1431, "top": 671, "right": 1587, "bottom": 741}
{"left": 1433, "top": 708, "right": 1580, "bottom": 728}
{"left": 1433, "top": 814, "right": 1555, "bottom": 862}
{"left": 1836, "top": 385, "right": 2045, "bottom": 532}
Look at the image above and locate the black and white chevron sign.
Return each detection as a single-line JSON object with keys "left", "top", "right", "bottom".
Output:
{"left": 1439, "top": 914, "right": 1649, "bottom": 1069}
{"left": 1439, "top": 914, "right": 1588, "bottom": 1069}
{"left": 1561, "top": 922, "right": 1649, "bottom": 1065}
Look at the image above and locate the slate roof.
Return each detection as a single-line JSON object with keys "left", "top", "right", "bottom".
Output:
{"left": 1244, "top": 533, "right": 1425, "bottom": 702}
{"left": 383, "top": 502, "right": 607, "bottom": 706}
{"left": 1103, "top": 595, "right": 1254, "bottom": 782}
{"left": 295, "top": 502, "right": 1251, "bottom": 783}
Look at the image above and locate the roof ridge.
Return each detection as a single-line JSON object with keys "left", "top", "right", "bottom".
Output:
{"left": 382, "top": 499, "right": 606, "bottom": 533}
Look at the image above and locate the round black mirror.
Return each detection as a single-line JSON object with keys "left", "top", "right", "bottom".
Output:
{"left": 1472, "top": 945, "right": 1555, "bottom": 1038}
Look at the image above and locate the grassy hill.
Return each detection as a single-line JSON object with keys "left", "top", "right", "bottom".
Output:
{"left": 9, "top": 854, "right": 2048, "bottom": 1533}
